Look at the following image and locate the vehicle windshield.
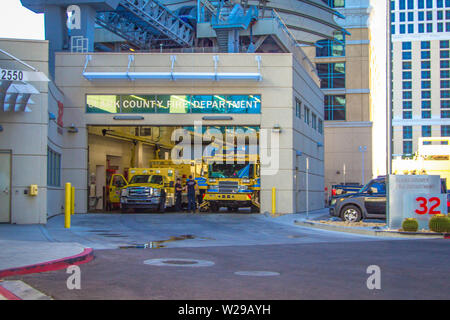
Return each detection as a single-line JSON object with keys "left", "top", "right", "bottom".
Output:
{"left": 208, "top": 163, "right": 254, "bottom": 179}
{"left": 129, "top": 175, "right": 163, "bottom": 184}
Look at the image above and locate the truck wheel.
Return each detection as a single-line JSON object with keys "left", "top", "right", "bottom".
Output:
{"left": 210, "top": 203, "right": 219, "bottom": 213}
{"left": 340, "top": 205, "right": 362, "bottom": 222}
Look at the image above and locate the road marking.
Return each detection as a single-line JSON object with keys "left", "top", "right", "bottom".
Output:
{"left": 0, "top": 281, "right": 52, "bottom": 300}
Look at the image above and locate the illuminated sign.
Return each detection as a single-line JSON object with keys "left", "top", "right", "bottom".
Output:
{"left": 86, "top": 94, "right": 261, "bottom": 114}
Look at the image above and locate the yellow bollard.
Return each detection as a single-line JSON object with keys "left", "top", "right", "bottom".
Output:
{"left": 71, "top": 186, "right": 75, "bottom": 215}
{"left": 65, "top": 183, "right": 71, "bottom": 228}
{"left": 272, "top": 187, "right": 276, "bottom": 216}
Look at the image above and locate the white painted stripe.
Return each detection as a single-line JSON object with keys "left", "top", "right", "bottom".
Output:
{"left": 0, "top": 281, "right": 52, "bottom": 300}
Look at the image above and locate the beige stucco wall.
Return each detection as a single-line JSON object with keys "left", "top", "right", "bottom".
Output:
{"left": 55, "top": 52, "right": 324, "bottom": 214}
{"left": 0, "top": 38, "right": 49, "bottom": 224}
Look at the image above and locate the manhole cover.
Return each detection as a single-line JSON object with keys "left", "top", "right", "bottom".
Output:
{"left": 234, "top": 271, "right": 280, "bottom": 276}
{"left": 143, "top": 258, "right": 215, "bottom": 267}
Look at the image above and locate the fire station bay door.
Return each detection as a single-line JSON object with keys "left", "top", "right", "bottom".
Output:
{"left": 0, "top": 150, "right": 11, "bottom": 223}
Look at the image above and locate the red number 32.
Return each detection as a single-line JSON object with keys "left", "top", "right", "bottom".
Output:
{"left": 415, "top": 197, "right": 441, "bottom": 215}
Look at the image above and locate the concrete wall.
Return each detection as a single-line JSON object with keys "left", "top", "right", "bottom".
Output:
{"left": 0, "top": 39, "right": 49, "bottom": 224}
{"left": 55, "top": 52, "right": 325, "bottom": 214}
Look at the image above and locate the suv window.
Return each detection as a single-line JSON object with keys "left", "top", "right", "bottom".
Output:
{"left": 368, "top": 181, "right": 386, "bottom": 194}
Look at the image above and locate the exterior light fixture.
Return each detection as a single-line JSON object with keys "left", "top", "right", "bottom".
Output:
{"left": 67, "top": 123, "right": 78, "bottom": 133}
{"left": 48, "top": 112, "right": 56, "bottom": 121}
{"left": 272, "top": 124, "right": 281, "bottom": 133}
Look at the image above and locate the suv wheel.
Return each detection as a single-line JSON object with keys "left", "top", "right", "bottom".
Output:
{"left": 340, "top": 205, "right": 362, "bottom": 222}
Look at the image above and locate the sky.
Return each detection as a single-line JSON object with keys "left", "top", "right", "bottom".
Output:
{"left": 0, "top": 0, "right": 45, "bottom": 40}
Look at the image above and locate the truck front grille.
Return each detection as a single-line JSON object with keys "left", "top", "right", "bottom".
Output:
{"left": 218, "top": 181, "right": 239, "bottom": 193}
{"left": 128, "top": 187, "right": 151, "bottom": 198}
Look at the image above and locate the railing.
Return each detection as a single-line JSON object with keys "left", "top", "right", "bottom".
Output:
{"left": 268, "top": 9, "right": 319, "bottom": 83}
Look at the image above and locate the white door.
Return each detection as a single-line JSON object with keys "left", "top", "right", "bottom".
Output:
{"left": 0, "top": 151, "right": 11, "bottom": 223}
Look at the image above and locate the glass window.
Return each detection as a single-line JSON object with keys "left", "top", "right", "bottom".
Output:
{"left": 442, "top": 100, "right": 450, "bottom": 108}
{"left": 419, "top": 11, "right": 425, "bottom": 20}
{"left": 400, "top": 24, "right": 406, "bottom": 33}
{"left": 419, "top": 0, "right": 425, "bottom": 8}
{"left": 441, "top": 50, "right": 450, "bottom": 58}
{"left": 442, "top": 125, "right": 450, "bottom": 136}
{"left": 422, "top": 125, "right": 432, "bottom": 136}
{"left": 442, "top": 110, "right": 450, "bottom": 118}
{"left": 426, "top": 0, "right": 433, "bottom": 7}
{"left": 403, "top": 141, "right": 413, "bottom": 155}
{"left": 403, "top": 101, "right": 413, "bottom": 109}
{"left": 402, "top": 51, "right": 412, "bottom": 60}
{"left": 441, "top": 70, "right": 450, "bottom": 78}
{"left": 324, "top": 95, "right": 346, "bottom": 120}
{"left": 422, "top": 100, "right": 431, "bottom": 108}
{"left": 421, "top": 41, "right": 431, "bottom": 49}
{"left": 404, "top": 81, "right": 413, "bottom": 89}
{"left": 421, "top": 51, "right": 431, "bottom": 59}
{"left": 404, "top": 91, "right": 413, "bottom": 99}
{"left": 47, "top": 148, "right": 61, "bottom": 187}
{"left": 403, "top": 111, "right": 413, "bottom": 119}
{"left": 419, "top": 23, "right": 425, "bottom": 32}
{"left": 422, "top": 71, "right": 431, "bottom": 78}
{"left": 442, "top": 80, "right": 450, "bottom": 88}
{"left": 422, "top": 110, "right": 432, "bottom": 118}
{"left": 402, "top": 41, "right": 412, "bottom": 50}
{"left": 295, "top": 99, "right": 302, "bottom": 119}
{"left": 304, "top": 106, "right": 310, "bottom": 125}
{"left": 403, "top": 126, "right": 413, "bottom": 139}
{"left": 421, "top": 80, "right": 431, "bottom": 88}
{"left": 441, "top": 60, "right": 450, "bottom": 68}
{"left": 403, "top": 71, "right": 412, "bottom": 79}
{"left": 422, "top": 91, "right": 431, "bottom": 99}
{"left": 441, "top": 40, "right": 450, "bottom": 48}
{"left": 422, "top": 61, "right": 431, "bottom": 69}
{"left": 438, "top": 22, "right": 444, "bottom": 31}
{"left": 403, "top": 61, "right": 412, "bottom": 69}
{"left": 441, "top": 90, "right": 450, "bottom": 98}
{"left": 316, "top": 32, "right": 345, "bottom": 57}
{"left": 318, "top": 119, "right": 323, "bottom": 134}
{"left": 427, "top": 11, "right": 433, "bottom": 20}
{"left": 316, "top": 63, "right": 346, "bottom": 89}
{"left": 311, "top": 113, "right": 317, "bottom": 129}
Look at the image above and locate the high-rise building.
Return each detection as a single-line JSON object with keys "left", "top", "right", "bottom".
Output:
{"left": 303, "top": 0, "right": 373, "bottom": 188}
{"left": 390, "top": 0, "right": 450, "bottom": 159}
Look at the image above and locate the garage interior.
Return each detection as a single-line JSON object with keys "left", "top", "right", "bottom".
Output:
{"left": 87, "top": 125, "right": 260, "bottom": 213}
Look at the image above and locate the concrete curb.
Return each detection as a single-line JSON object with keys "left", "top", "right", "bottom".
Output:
{"left": 294, "top": 220, "right": 449, "bottom": 239}
{"left": 0, "top": 248, "right": 94, "bottom": 279}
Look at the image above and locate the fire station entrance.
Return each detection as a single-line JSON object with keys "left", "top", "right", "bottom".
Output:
{"left": 87, "top": 125, "right": 260, "bottom": 214}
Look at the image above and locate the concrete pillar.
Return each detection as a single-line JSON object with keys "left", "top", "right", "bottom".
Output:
{"left": 43, "top": 5, "right": 67, "bottom": 79}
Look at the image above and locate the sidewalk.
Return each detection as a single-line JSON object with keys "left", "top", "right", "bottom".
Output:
{"left": 0, "top": 224, "right": 93, "bottom": 278}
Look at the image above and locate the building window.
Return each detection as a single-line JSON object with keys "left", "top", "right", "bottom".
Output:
{"left": 403, "top": 81, "right": 413, "bottom": 89}
{"left": 441, "top": 90, "right": 450, "bottom": 98}
{"left": 442, "top": 70, "right": 450, "bottom": 78}
{"left": 316, "top": 63, "right": 346, "bottom": 89}
{"left": 402, "top": 51, "right": 412, "bottom": 60}
{"left": 403, "top": 61, "right": 412, "bottom": 69}
{"left": 402, "top": 41, "right": 412, "bottom": 50}
{"left": 422, "top": 100, "right": 431, "bottom": 108}
{"left": 403, "top": 141, "right": 413, "bottom": 155}
{"left": 403, "top": 101, "right": 413, "bottom": 109}
{"left": 421, "top": 41, "right": 431, "bottom": 49}
{"left": 47, "top": 147, "right": 61, "bottom": 187}
{"left": 403, "top": 126, "right": 413, "bottom": 139}
{"left": 304, "top": 106, "right": 310, "bottom": 125}
{"left": 441, "top": 60, "right": 450, "bottom": 68}
{"left": 421, "top": 80, "right": 431, "bottom": 89}
{"left": 404, "top": 91, "right": 413, "bottom": 99}
{"left": 324, "top": 95, "right": 346, "bottom": 120}
{"left": 318, "top": 119, "right": 323, "bottom": 134}
{"left": 295, "top": 99, "right": 302, "bottom": 119}
{"left": 422, "top": 91, "right": 431, "bottom": 99}
{"left": 442, "top": 80, "right": 450, "bottom": 88}
{"left": 403, "top": 111, "right": 413, "bottom": 119}
{"left": 422, "top": 110, "right": 431, "bottom": 118}
{"left": 322, "top": 0, "right": 345, "bottom": 8}
{"left": 441, "top": 40, "right": 450, "bottom": 48}
{"left": 403, "top": 71, "right": 412, "bottom": 79}
{"left": 442, "top": 100, "right": 450, "bottom": 108}
{"left": 441, "top": 50, "right": 450, "bottom": 58}
{"left": 311, "top": 113, "right": 317, "bottom": 129}
{"left": 422, "top": 125, "right": 432, "bottom": 137}
{"left": 422, "top": 61, "right": 431, "bottom": 69}
{"left": 442, "top": 110, "right": 450, "bottom": 118}
{"left": 316, "top": 32, "right": 345, "bottom": 57}
{"left": 442, "top": 125, "right": 450, "bottom": 136}
{"left": 421, "top": 71, "right": 431, "bottom": 78}
{"left": 421, "top": 51, "right": 431, "bottom": 59}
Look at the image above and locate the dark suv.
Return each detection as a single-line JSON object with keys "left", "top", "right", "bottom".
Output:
{"left": 329, "top": 177, "right": 386, "bottom": 222}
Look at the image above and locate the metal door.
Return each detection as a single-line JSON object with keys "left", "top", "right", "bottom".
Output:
{"left": 0, "top": 151, "right": 11, "bottom": 223}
